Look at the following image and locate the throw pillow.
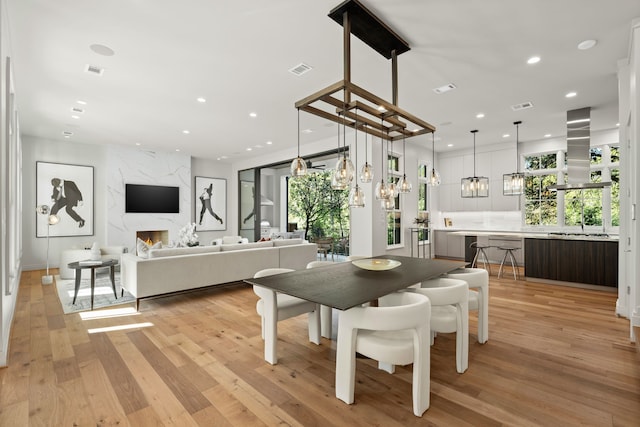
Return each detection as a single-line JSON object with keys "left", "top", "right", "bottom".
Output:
{"left": 136, "top": 238, "right": 162, "bottom": 259}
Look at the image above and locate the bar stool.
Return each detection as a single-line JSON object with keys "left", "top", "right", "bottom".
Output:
{"left": 470, "top": 242, "right": 491, "bottom": 275}
{"left": 497, "top": 246, "right": 520, "bottom": 280}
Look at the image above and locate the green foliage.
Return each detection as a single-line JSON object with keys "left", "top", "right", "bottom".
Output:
{"left": 288, "top": 170, "right": 349, "bottom": 240}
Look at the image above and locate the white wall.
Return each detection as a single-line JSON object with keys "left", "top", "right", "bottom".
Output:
{"left": 1, "top": 0, "right": 20, "bottom": 366}
{"left": 618, "top": 18, "right": 640, "bottom": 339}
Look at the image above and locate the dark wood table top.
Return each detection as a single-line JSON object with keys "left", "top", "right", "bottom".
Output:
{"left": 244, "top": 256, "right": 466, "bottom": 311}
{"left": 67, "top": 259, "right": 118, "bottom": 269}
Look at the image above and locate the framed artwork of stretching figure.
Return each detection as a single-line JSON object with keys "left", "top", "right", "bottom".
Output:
{"left": 36, "top": 161, "right": 94, "bottom": 237}
{"left": 194, "top": 176, "right": 226, "bottom": 231}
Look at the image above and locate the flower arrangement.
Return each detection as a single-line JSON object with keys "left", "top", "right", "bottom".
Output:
{"left": 178, "top": 222, "right": 199, "bottom": 247}
{"left": 413, "top": 212, "right": 429, "bottom": 227}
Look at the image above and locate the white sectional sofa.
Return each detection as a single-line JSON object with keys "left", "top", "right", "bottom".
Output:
{"left": 120, "top": 238, "right": 317, "bottom": 309}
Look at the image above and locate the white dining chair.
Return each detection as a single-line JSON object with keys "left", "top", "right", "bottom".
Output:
{"left": 253, "top": 268, "right": 321, "bottom": 364}
{"left": 306, "top": 260, "right": 337, "bottom": 339}
{"left": 335, "top": 291, "right": 432, "bottom": 417}
{"left": 445, "top": 267, "right": 489, "bottom": 344}
{"left": 411, "top": 277, "right": 468, "bottom": 373}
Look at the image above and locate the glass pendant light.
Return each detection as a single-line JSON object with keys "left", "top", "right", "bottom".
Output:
{"left": 290, "top": 108, "right": 307, "bottom": 178}
{"left": 331, "top": 114, "right": 348, "bottom": 190}
{"left": 461, "top": 130, "right": 489, "bottom": 198}
{"left": 386, "top": 138, "right": 397, "bottom": 198}
{"left": 333, "top": 109, "right": 354, "bottom": 187}
{"left": 360, "top": 126, "right": 373, "bottom": 183}
{"left": 374, "top": 125, "right": 389, "bottom": 200}
{"left": 349, "top": 111, "right": 365, "bottom": 208}
{"left": 503, "top": 120, "right": 525, "bottom": 195}
{"left": 397, "top": 132, "right": 412, "bottom": 193}
{"left": 427, "top": 132, "right": 441, "bottom": 186}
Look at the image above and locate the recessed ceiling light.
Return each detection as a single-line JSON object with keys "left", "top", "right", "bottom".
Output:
{"left": 565, "top": 92, "right": 577, "bottom": 98}
{"left": 302, "top": 128, "right": 313, "bottom": 134}
{"left": 71, "top": 115, "right": 80, "bottom": 119}
{"left": 544, "top": 134, "right": 551, "bottom": 138}
{"left": 266, "top": 141, "right": 273, "bottom": 145}
{"left": 577, "top": 39, "right": 597, "bottom": 50}
{"left": 249, "top": 112, "right": 257, "bottom": 118}
{"left": 502, "top": 134, "right": 510, "bottom": 138}
{"left": 197, "top": 97, "right": 206, "bottom": 103}
{"left": 175, "top": 149, "right": 180, "bottom": 152}
{"left": 135, "top": 142, "right": 141, "bottom": 146}
{"left": 616, "top": 122, "right": 620, "bottom": 127}
{"left": 246, "top": 147, "right": 252, "bottom": 151}
{"left": 89, "top": 43, "right": 115, "bottom": 56}
{"left": 182, "top": 130, "right": 190, "bottom": 134}
{"left": 447, "top": 144, "right": 453, "bottom": 147}
{"left": 476, "top": 113, "right": 485, "bottom": 119}
{"left": 76, "top": 100, "right": 87, "bottom": 105}
{"left": 527, "top": 56, "right": 541, "bottom": 64}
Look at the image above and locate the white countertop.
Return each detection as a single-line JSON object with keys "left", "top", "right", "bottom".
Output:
{"left": 440, "top": 229, "right": 619, "bottom": 242}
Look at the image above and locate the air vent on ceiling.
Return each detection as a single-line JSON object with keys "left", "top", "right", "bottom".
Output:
{"left": 433, "top": 83, "right": 457, "bottom": 94}
{"left": 289, "top": 63, "right": 313, "bottom": 76}
{"left": 71, "top": 107, "right": 84, "bottom": 114}
{"left": 62, "top": 131, "right": 73, "bottom": 137}
{"left": 84, "top": 64, "right": 104, "bottom": 76}
{"left": 511, "top": 101, "right": 533, "bottom": 111}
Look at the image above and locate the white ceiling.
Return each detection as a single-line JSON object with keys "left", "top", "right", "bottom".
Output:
{"left": 6, "top": 0, "right": 640, "bottom": 162}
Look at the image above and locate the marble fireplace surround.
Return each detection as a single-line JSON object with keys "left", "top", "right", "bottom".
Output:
{"left": 107, "top": 146, "right": 191, "bottom": 253}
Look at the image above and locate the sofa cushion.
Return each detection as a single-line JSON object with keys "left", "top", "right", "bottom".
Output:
{"left": 222, "top": 235, "right": 246, "bottom": 245}
{"left": 272, "top": 238, "right": 304, "bottom": 247}
{"left": 221, "top": 240, "right": 274, "bottom": 252}
{"left": 148, "top": 245, "right": 220, "bottom": 258}
{"left": 137, "top": 238, "right": 163, "bottom": 258}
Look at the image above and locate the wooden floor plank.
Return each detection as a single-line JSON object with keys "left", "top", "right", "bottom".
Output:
{"left": 1, "top": 269, "right": 638, "bottom": 426}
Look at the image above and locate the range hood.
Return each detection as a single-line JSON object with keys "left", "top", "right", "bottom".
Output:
{"left": 548, "top": 107, "right": 611, "bottom": 190}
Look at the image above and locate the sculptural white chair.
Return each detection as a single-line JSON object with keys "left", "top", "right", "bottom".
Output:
{"left": 411, "top": 277, "right": 469, "bottom": 373}
{"left": 445, "top": 267, "right": 489, "bottom": 344}
{"left": 306, "top": 260, "right": 338, "bottom": 339}
{"left": 253, "top": 268, "right": 321, "bottom": 364}
{"left": 335, "top": 291, "right": 432, "bottom": 417}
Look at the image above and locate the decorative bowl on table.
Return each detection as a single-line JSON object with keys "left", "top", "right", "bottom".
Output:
{"left": 352, "top": 258, "right": 401, "bottom": 271}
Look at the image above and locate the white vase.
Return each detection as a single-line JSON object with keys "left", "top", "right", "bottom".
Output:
{"left": 89, "top": 242, "right": 101, "bottom": 261}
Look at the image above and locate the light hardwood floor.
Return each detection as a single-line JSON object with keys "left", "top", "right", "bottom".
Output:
{"left": 0, "top": 268, "right": 638, "bottom": 426}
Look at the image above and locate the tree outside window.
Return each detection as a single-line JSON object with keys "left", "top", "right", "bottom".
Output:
{"left": 288, "top": 170, "right": 349, "bottom": 240}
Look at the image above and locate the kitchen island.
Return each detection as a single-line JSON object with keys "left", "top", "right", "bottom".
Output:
{"left": 434, "top": 229, "right": 619, "bottom": 288}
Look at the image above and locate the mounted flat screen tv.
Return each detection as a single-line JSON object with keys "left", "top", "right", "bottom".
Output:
{"left": 125, "top": 184, "right": 180, "bottom": 213}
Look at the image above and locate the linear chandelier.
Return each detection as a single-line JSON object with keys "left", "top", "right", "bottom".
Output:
{"left": 295, "top": 0, "right": 436, "bottom": 143}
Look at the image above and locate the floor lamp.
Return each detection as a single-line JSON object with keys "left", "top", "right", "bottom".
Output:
{"left": 36, "top": 205, "right": 59, "bottom": 285}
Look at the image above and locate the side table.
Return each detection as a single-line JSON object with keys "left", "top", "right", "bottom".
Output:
{"left": 67, "top": 259, "right": 119, "bottom": 310}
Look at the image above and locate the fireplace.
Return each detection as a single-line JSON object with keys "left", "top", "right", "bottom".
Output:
{"left": 136, "top": 230, "right": 169, "bottom": 246}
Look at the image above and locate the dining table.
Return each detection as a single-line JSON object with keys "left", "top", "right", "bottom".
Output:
{"left": 244, "top": 255, "right": 466, "bottom": 364}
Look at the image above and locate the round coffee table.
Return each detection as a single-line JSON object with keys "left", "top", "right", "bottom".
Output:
{"left": 67, "top": 259, "right": 119, "bottom": 310}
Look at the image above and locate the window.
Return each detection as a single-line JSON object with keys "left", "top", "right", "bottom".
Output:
{"left": 386, "top": 154, "right": 402, "bottom": 247}
{"left": 524, "top": 145, "right": 620, "bottom": 229}
{"left": 565, "top": 171, "right": 603, "bottom": 227}
{"left": 524, "top": 174, "right": 557, "bottom": 225}
{"left": 525, "top": 153, "right": 557, "bottom": 171}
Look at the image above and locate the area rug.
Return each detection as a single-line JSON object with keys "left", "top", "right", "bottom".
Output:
{"left": 54, "top": 272, "right": 135, "bottom": 314}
